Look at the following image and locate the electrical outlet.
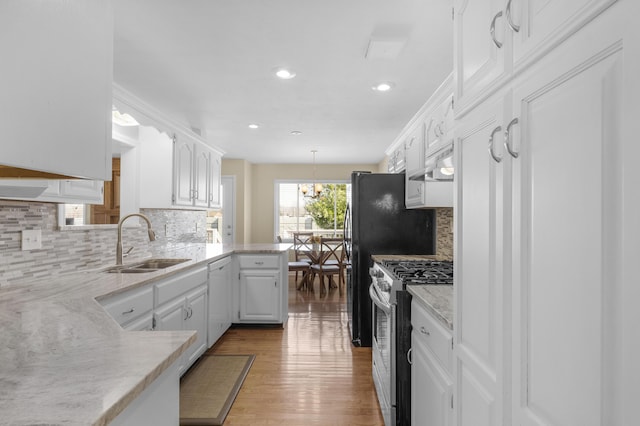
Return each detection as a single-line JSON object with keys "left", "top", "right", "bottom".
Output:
{"left": 22, "top": 229, "right": 42, "bottom": 251}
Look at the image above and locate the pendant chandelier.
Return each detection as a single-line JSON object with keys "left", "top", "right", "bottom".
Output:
{"left": 300, "top": 150, "right": 323, "bottom": 198}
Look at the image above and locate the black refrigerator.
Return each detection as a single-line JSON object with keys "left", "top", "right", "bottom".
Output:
{"left": 344, "top": 172, "right": 435, "bottom": 347}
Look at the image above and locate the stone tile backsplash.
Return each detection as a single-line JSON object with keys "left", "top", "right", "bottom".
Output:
{"left": 0, "top": 201, "right": 453, "bottom": 287}
{"left": 435, "top": 207, "right": 453, "bottom": 261}
{"left": 0, "top": 200, "right": 206, "bottom": 287}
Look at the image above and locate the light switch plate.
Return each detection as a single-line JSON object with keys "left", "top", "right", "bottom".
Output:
{"left": 22, "top": 229, "right": 42, "bottom": 251}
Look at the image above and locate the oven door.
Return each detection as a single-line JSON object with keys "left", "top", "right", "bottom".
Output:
{"left": 369, "top": 283, "right": 395, "bottom": 426}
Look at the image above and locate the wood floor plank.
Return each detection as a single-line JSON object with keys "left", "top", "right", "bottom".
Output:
{"left": 208, "top": 274, "right": 385, "bottom": 425}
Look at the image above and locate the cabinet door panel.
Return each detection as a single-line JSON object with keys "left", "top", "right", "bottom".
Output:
{"left": 174, "top": 139, "right": 194, "bottom": 206}
{"left": 455, "top": 0, "right": 508, "bottom": 111}
{"left": 412, "top": 339, "right": 452, "bottom": 426}
{"left": 511, "top": 45, "right": 622, "bottom": 426}
{"left": 185, "top": 287, "right": 208, "bottom": 366}
{"left": 455, "top": 95, "right": 506, "bottom": 426}
{"left": 154, "top": 298, "right": 185, "bottom": 332}
{"left": 239, "top": 271, "right": 279, "bottom": 321}
{"left": 60, "top": 180, "right": 104, "bottom": 203}
{"left": 405, "top": 126, "right": 424, "bottom": 174}
{"left": 194, "top": 148, "right": 209, "bottom": 207}
{"left": 511, "top": 0, "right": 618, "bottom": 69}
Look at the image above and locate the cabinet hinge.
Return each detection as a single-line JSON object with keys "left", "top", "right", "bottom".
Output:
{"left": 451, "top": 7, "right": 454, "bottom": 20}
{"left": 238, "top": 272, "right": 241, "bottom": 280}
{"left": 152, "top": 316, "right": 156, "bottom": 330}
{"left": 451, "top": 394, "right": 454, "bottom": 409}
{"left": 451, "top": 339, "right": 454, "bottom": 350}
{"left": 275, "top": 280, "right": 277, "bottom": 287}
{"left": 171, "top": 193, "right": 175, "bottom": 203}
{"left": 237, "top": 310, "right": 240, "bottom": 319}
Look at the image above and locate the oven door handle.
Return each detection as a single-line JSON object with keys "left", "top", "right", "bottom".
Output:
{"left": 369, "top": 284, "right": 391, "bottom": 314}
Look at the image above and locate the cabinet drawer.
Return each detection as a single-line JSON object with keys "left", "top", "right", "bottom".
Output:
{"left": 155, "top": 266, "right": 207, "bottom": 306}
{"left": 412, "top": 299, "right": 452, "bottom": 373}
{"left": 102, "top": 286, "right": 154, "bottom": 327}
{"left": 238, "top": 255, "right": 279, "bottom": 269}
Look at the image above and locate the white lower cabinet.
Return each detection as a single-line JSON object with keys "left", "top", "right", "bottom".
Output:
{"left": 208, "top": 256, "right": 232, "bottom": 347}
{"left": 154, "top": 265, "right": 208, "bottom": 375}
{"left": 412, "top": 300, "right": 453, "bottom": 426}
{"left": 235, "top": 253, "right": 288, "bottom": 324}
{"left": 239, "top": 269, "right": 280, "bottom": 322}
{"left": 99, "top": 285, "right": 154, "bottom": 330}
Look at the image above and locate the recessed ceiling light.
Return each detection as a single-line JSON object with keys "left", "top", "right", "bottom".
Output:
{"left": 372, "top": 82, "right": 395, "bottom": 92}
{"left": 248, "top": 123, "right": 259, "bottom": 129}
{"left": 290, "top": 130, "right": 302, "bottom": 135}
{"left": 275, "top": 68, "right": 296, "bottom": 79}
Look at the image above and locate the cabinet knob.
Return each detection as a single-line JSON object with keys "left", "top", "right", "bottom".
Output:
{"left": 420, "top": 326, "right": 430, "bottom": 336}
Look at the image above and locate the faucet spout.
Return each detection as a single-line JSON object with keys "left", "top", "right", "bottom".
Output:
{"left": 116, "top": 213, "right": 156, "bottom": 265}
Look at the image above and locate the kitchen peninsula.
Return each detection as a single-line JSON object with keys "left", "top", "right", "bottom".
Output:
{"left": 0, "top": 243, "right": 289, "bottom": 425}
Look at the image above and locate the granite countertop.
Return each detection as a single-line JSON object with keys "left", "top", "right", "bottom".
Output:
{"left": 0, "top": 243, "right": 289, "bottom": 426}
{"left": 407, "top": 285, "right": 453, "bottom": 330}
{"left": 371, "top": 254, "right": 453, "bottom": 330}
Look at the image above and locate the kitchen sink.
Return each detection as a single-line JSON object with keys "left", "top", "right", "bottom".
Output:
{"left": 103, "top": 258, "right": 191, "bottom": 273}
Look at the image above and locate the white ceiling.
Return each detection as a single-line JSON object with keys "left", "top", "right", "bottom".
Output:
{"left": 113, "top": 0, "right": 453, "bottom": 165}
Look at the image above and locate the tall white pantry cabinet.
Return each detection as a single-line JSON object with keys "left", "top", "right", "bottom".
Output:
{"left": 452, "top": 1, "right": 638, "bottom": 425}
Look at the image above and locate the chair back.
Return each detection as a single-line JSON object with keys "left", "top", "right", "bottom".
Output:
{"left": 318, "top": 237, "right": 344, "bottom": 265}
{"left": 293, "top": 232, "right": 314, "bottom": 261}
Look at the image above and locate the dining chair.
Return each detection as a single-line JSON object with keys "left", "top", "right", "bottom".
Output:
{"left": 309, "top": 237, "right": 345, "bottom": 295}
{"left": 290, "top": 232, "right": 314, "bottom": 291}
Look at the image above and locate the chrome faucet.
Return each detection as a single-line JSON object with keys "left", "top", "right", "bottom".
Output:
{"left": 116, "top": 213, "right": 156, "bottom": 265}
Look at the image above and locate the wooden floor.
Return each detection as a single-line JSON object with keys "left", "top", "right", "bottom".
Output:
{"left": 207, "top": 274, "right": 385, "bottom": 425}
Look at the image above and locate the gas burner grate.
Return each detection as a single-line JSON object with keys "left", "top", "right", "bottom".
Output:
{"left": 382, "top": 260, "right": 453, "bottom": 285}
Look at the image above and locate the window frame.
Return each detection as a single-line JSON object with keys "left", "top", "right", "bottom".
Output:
{"left": 273, "top": 179, "right": 349, "bottom": 243}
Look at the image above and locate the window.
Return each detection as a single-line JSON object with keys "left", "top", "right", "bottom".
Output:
{"left": 276, "top": 181, "right": 349, "bottom": 242}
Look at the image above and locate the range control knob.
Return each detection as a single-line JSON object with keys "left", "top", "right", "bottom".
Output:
{"left": 370, "top": 268, "right": 385, "bottom": 279}
{"left": 379, "top": 281, "right": 391, "bottom": 292}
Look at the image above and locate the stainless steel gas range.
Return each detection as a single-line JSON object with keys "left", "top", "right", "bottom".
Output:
{"left": 369, "top": 259, "right": 453, "bottom": 426}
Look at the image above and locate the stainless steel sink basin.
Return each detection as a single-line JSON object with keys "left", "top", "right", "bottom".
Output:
{"left": 103, "top": 258, "right": 191, "bottom": 273}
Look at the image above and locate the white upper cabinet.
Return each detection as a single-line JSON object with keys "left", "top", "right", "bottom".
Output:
{"left": 454, "top": 0, "right": 509, "bottom": 115}
{"left": 173, "top": 135, "right": 222, "bottom": 210}
{"left": 114, "top": 85, "right": 224, "bottom": 210}
{"left": 509, "top": 0, "right": 618, "bottom": 70}
{"left": 173, "top": 136, "right": 195, "bottom": 207}
{"left": 0, "top": 0, "right": 113, "bottom": 179}
{"left": 454, "top": 0, "right": 618, "bottom": 115}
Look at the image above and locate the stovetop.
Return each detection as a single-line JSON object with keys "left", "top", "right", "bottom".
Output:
{"left": 381, "top": 260, "right": 453, "bottom": 285}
